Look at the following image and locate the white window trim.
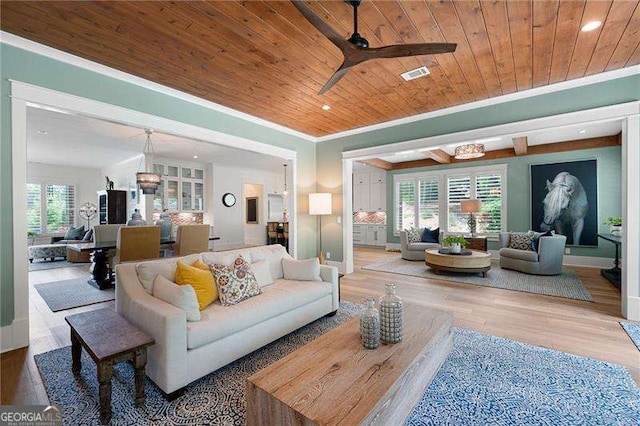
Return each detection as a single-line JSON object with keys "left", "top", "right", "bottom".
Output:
{"left": 393, "top": 164, "right": 507, "bottom": 236}
{"left": 27, "top": 180, "right": 78, "bottom": 236}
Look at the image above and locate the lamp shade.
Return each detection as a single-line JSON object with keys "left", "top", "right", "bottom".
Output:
{"left": 460, "top": 199, "right": 482, "bottom": 213}
{"left": 309, "top": 193, "right": 332, "bottom": 215}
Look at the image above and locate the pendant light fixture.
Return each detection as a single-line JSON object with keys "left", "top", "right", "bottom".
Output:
{"left": 454, "top": 143, "right": 485, "bottom": 160}
{"left": 283, "top": 164, "right": 289, "bottom": 196}
{"left": 136, "top": 129, "right": 161, "bottom": 195}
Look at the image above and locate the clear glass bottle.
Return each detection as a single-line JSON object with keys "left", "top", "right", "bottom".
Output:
{"left": 360, "top": 298, "right": 380, "bottom": 349}
{"left": 379, "top": 283, "right": 403, "bottom": 343}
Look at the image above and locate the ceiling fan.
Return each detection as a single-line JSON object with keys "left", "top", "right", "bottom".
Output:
{"left": 291, "top": 0, "right": 457, "bottom": 95}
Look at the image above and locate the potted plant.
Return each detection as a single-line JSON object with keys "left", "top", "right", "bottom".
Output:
{"left": 442, "top": 235, "right": 468, "bottom": 254}
{"left": 27, "top": 231, "right": 37, "bottom": 246}
{"left": 604, "top": 217, "right": 622, "bottom": 237}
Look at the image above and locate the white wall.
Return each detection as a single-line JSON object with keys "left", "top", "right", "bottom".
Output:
{"left": 27, "top": 162, "right": 103, "bottom": 235}
{"left": 102, "top": 155, "right": 145, "bottom": 220}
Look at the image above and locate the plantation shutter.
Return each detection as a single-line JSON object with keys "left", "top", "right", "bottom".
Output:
{"left": 447, "top": 176, "right": 471, "bottom": 232}
{"left": 27, "top": 183, "right": 42, "bottom": 234}
{"left": 475, "top": 174, "right": 502, "bottom": 233}
{"left": 396, "top": 180, "right": 416, "bottom": 231}
{"left": 418, "top": 178, "right": 439, "bottom": 230}
{"left": 45, "top": 184, "right": 76, "bottom": 233}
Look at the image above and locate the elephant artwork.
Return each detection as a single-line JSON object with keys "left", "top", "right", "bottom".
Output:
{"left": 531, "top": 160, "right": 598, "bottom": 247}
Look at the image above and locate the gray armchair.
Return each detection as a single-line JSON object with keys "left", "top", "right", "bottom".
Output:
{"left": 399, "top": 228, "right": 444, "bottom": 261}
{"left": 499, "top": 232, "right": 566, "bottom": 275}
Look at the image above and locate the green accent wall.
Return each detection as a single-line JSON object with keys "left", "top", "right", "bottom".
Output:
{"left": 386, "top": 146, "right": 622, "bottom": 258}
{"left": 316, "top": 74, "right": 639, "bottom": 262}
{"left": 0, "top": 43, "right": 318, "bottom": 327}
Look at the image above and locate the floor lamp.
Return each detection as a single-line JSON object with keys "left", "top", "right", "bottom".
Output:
{"left": 309, "top": 193, "right": 332, "bottom": 264}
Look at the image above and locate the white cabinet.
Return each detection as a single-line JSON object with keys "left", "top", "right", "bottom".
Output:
{"left": 353, "top": 224, "right": 386, "bottom": 246}
{"left": 153, "top": 161, "right": 205, "bottom": 212}
{"left": 352, "top": 171, "right": 386, "bottom": 213}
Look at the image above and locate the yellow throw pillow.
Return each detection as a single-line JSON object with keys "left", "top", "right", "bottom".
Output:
{"left": 192, "top": 259, "right": 210, "bottom": 272}
{"left": 175, "top": 260, "right": 217, "bottom": 310}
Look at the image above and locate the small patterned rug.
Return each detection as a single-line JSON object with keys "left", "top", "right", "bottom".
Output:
{"left": 34, "top": 278, "right": 115, "bottom": 312}
{"left": 29, "top": 259, "right": 87, "bottom": 272}
{"left": 363, "top": 257, "right": 592, "bottom": 301}
{"left": 620, "top": 322, "right": 640, "bottom": 351}
{"left": 35, "top": 303, "right": 639, "bottom": 425}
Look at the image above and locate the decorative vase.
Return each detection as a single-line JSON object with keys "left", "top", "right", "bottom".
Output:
{"left": 379, "top": 283, "right": 403, "bottom": 344}
{"left": 610, "top": 225, "right": 622, "bottom": 237}
{"left": 127, "top": 209, "right": 146, "bottom": 226}
{"left": 450, "top": 242, "right": 461, "bottom": 254}
{"left": 156, "top": 211, "right": 172, "bottom": 241}
{"left": 360, "top": 298, "right": 380, "bottom": 349}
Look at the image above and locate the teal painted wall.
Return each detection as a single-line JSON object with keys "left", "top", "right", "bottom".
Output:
{"left": 316, "top": 74, "right": 640, "bottom": 262}
{"left": 385, "top": 146, "right": 622, "bottom": 258}
{"left": 0, "top": 44, "right": 318, "bottom": 327}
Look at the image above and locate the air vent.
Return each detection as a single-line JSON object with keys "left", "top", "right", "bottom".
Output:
{"left": 401, "top": 66, "right": 431, "bottom": 81}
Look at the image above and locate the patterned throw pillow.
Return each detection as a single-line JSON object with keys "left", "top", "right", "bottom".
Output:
{"left": 210, "top": 255, "right": 261, "bottom": 306}
{"left": 406, "top": 228, "right": 421, "bottom": 243}
{"left": 508, "top": 232, "right": 535, "bottom": 251}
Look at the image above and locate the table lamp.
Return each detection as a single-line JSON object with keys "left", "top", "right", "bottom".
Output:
{"left": 461, "top": 199, "right": 482, "bottom": 236}
{"left": 309, "top": 193, "right": 332, "bottom": 264}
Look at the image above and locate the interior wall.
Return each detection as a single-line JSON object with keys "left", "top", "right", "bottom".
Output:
{"left": 244, "top": 183, "right": 264, "bottom": 246}
{"left": 27, "top": 162, "right": 104, "bottom": 234}
{"left": 316, "top": 74, "right": 640, "bottom": 263}
{"left": 102, "top": 155, "right": 144, "bottom": 221}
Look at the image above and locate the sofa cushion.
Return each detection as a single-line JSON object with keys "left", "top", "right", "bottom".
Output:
{"left": 408, "top": 242, "right": 440, "bottom": 251}
{"left": 249, "top": 245, "right": 291, "bottom": 280}
{"left": 421, "top": 227, "right": 439, "bottom": 243}
{"left": 64, "top": 225, "right": 85, "bottom": 240}
{"left": 282, "top": 258, "right": 321, "bottom": 282}
{"left": 252, "top": 260, "right": 274, "bottom": 288}
{"left": 176, "top": 261, "right": 217, "bottom": 310}
{"left": 202, "top": 248, "right": 254, "bottom": 266}
{"left": 500, "top": 247, "right": 539, "bottom": 262}
{"left": 82, "top": 229, "right": 94, "bottom": 242}
{"left": 135, "top": 254, "right": 201, "bottom": 294}
{"left": 153, "top": 275, "right": 200, "bottom": 322}
{"left": 406, "top": 228, "right": 422, "bottom": 243}
{"left": 187, "top": 279, "right": 331, "bottom": 349}
{"left": 210, "top": 255, "right": 261, "bottom": 306}
{"left": 508, "top": 232, "right": 535, "bottom": 251}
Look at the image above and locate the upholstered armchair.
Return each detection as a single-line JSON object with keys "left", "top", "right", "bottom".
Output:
{"left": 399, "top": 228, "right": 444, "bottom": 261}
{"left": 499, "top": 232, "right": 566, "bottom": 276}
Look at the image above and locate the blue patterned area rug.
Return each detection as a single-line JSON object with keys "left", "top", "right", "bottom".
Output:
{"left": 35, "top": 304, "right": 638, "bottom": 425}
{"left": 620, "top": 322, "right": 640, "bottom": 351}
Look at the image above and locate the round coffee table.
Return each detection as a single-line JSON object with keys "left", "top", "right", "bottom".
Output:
{"left": 425, "top": 249, "right": 491, "bottom": 277}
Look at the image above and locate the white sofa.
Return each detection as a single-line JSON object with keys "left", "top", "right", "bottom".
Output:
{"left": 115, "top": 244, "right": 339, "bottom": 395}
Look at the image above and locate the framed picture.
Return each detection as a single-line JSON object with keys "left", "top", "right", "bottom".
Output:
{"left": 530, "top": 159, "right": 598, "bottom": 246}
{"left": 246, "top": 197, "right": 259, "bottom": 224}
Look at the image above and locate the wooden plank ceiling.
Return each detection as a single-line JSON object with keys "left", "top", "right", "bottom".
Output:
{"left": 1, "top": 1, "right": 639, "bottom": 137}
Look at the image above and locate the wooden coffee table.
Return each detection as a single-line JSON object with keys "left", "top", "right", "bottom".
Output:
{"left": 425, "top": 249, "right": 491, "bottom": 277}
{"left": 246, "top": 304, "right": 452, "bottom": 425}
{"left": 65, "top": 309, "right": 155, "bottom": 424}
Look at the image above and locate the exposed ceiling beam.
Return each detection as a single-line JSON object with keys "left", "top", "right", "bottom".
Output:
{"left": 359, "top": 158, "right": 394, "bottom": 170}
{"left": 390, "top": 134, "right": 621, "bottom": 170}
{"left": 422, "top": 149, "right": 452, "bottom": 164}
{"left": 512, "top": 136, "right": 528, "bottom": 156}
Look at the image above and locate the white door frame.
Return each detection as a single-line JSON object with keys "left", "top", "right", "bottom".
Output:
{"left": 341, "top": 102, "right": 640, "bottom": 320}
{"left": 4, "top": 81, "right": 298, "bottom": 352}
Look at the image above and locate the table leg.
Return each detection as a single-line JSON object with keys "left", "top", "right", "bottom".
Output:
{"left": 133, "top": 348, "right": 147, "bottom": 408}
{"left": 70, "top": 330, "right": 81, "bottom": 374}
{"left": 98, "top": 360, "right": 113, "bottom": 425}
{"left": 89, "top": 249, "right": 112, "bottom": 290}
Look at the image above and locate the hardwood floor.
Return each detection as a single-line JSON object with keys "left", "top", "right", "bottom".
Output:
{"left": 2, "top": 248, "right": 638, "bottom": 406}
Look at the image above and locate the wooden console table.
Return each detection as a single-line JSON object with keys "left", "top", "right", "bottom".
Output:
{"left": 465, "top": 236, "right": 488, "bottom": 251}
{"left": 597, "top": 233, "right": 621, "bottom": 291}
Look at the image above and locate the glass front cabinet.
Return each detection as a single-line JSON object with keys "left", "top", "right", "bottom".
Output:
{"left": 153, "top": 162, "right": 205, "bottom": 213}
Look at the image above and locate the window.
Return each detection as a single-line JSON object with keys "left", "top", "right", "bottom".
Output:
{"left": 393, "top": 164, "right": 506, "bottom": 236}
{"left": 27, "top": 183, "right": 76, "bottom": 235}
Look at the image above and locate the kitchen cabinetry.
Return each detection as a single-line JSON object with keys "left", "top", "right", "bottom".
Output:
{"left": 153, "top": 161, "right": 204, "bottom": 212}
{"left": 353, "top": 171, "right": 386, "bottom": 212}
{"left": 353, "top": 224, "right": 387, "bottom": 247}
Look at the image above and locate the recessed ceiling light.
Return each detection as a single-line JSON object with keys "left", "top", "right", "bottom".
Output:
{"left": 37, "top": 129, "right": 48, "bottom": 134}
{"left": 581, "top": 21, "right": 602, "bottom": 32}
{"left": 322, "top": 105, "right": 331, "bottom": 111}
{"left": 193, "top": 155, "right": 199, "bottom": 159}
{"left": 578, "top": 129, "right": 587, "bottom": 134}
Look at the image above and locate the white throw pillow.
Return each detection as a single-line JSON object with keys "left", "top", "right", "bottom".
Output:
{"left": 282, "top": 257, "right": 322, "bottom": 282}
{"left": 152, "top": 275, "right": 201, "bottom": 322}
{"left": 252, "top": 260, "right": 274, "bottom": 288}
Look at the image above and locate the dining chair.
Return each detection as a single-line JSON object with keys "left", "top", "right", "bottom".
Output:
{"left": 174, "top": 224, "right": 210, "bottom": 256}
{"left": 93, "top": 224, "right": 124, "bottom": 279}
{"left": 114, "top": 225, "right": 161, "bottom": 264}
{"left": 267, "top": 222, "right": 280, "bottom": 245}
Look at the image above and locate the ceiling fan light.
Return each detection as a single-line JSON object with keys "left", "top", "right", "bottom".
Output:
{"left": 454, "top": 143, "right": 485, "bottom": 160}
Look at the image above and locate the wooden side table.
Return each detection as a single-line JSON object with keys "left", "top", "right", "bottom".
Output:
{"left": 65, "top": 308, "right": 155, "bottom": 424}
{"left": 465, "top": 236, "right": 488, "bottom": 251}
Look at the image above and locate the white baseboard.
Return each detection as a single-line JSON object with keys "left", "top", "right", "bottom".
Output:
{"left": 326, "top": 260, "right": 347, "bottom": 274}
{"left": 1, "top": 317, "right": 29, "bottom": 354}
{"left": 626, "top": 296, "right": 640, "bottom": 321}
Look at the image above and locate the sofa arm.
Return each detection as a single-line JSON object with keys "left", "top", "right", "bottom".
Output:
{"left": 499, "top": 232, "right": 511, "bottom": 248}
{"left": 115, "top": 263, "right": 188, "bottom": 393}
{"left": 537, "top": 235, "right": 567, "bottom": 275}
{"left": 320, "top": 264, "right": 339, "bottom": 311}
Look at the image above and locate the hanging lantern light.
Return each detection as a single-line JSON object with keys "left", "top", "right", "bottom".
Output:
{"left": 136, "top": 129, "right": 161, "bottom": 195}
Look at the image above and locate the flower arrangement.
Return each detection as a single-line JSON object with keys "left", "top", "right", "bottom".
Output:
{"left": 604, "top": 217, "right": 622, "bottom": 226}
{"left": 442, "top": 235, "right": 469, "bottom": 247}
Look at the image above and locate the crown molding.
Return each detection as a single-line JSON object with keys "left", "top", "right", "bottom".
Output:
{"left": 0, "top": 31, "right": 317, "bottom": 142}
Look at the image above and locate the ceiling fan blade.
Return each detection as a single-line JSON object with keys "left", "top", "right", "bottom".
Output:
{"left": 291, "top": 0, "right": 349, "bottom": 52}
{"left": 318, "top": 62, "right": 353, "bottom": 95}
{"left": 361, "top": 43, "right": 457, "bottom": 60}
